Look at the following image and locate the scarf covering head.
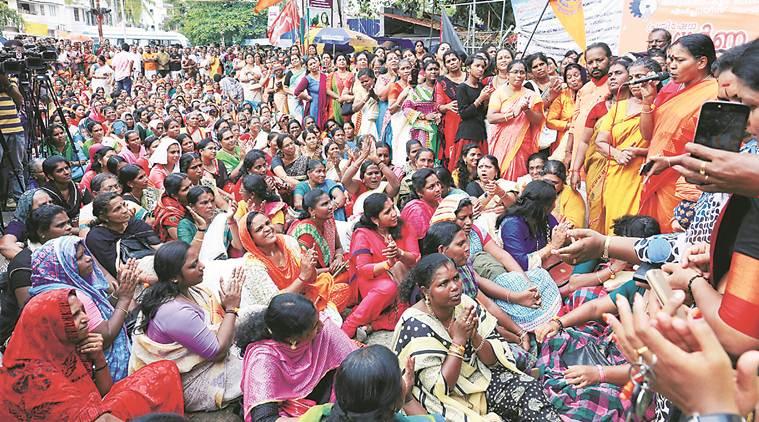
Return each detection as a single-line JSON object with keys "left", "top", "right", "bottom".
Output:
{"left": 148, "top": 137, "right": 180, "bottom": 168}
{"left": 28, "top": 236, "right": 131, "bottom": 380}
{"left": 238, "top": 211, "right": 300, "bottom": 289}
{"left": 0, "top": 289, "right": 110, "bottom": 421}
{"left": 241, "top": 315, "right": 357, "bottom": 418}
{"left": 1, "top": 289, "right": 185, "bottom": 421}
{"left": 13, "top": 188, "right": 41, "bottom": 224}
{"left": 430, "top": 193, "right": 469, "bottom": 226}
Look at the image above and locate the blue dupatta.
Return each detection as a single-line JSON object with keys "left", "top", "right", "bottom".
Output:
{"left": 29, "top": 236, "right": 131, "bottom": 381}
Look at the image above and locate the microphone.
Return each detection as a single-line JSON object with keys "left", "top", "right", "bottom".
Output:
{"left": 624, "top": 72, "right": 669, "bottom": 85}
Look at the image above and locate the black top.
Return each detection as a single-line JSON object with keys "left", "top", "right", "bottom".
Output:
{"left": 169, "top": 53, "right": 182, "bottom": 71}
{"left": 455, "top": 82, "right": 488, "bottom": 142}
{"left": 42, "top": 181, "right": 92, "bottom": 220}
{"left": 85, "top": 219, "right": 160, "bottom": 278}
{"left": 0, "top": 247, "right": 32, "bottom": 346}
{"left": 465, "top": 180, "right": 485, "bottom": 197}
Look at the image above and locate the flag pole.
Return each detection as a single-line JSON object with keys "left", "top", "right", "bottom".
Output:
{"left": 520, "top": 0, "right": 550, "bottom": 59}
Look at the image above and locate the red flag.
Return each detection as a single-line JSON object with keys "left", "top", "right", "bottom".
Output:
{"left": 268, "top": 0, "right": 300, "bottom": 44}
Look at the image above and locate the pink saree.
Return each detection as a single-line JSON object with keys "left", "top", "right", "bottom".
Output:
{"left": 488, "top": 87, "right": 543, "bottom": 181}
{"left": 240, "top": 316, "right": 357, "bottom": 420}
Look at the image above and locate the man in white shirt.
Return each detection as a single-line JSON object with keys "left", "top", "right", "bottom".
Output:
{"left": 111, "top": 44, "right": 134, "bottom": 95}
{"left": 131, "top": 46, "right": 143, "bottom": 79}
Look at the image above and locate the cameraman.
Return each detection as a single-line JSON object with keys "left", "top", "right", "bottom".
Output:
{"left": 0, "top": 71, "right": 26, "bottom": 205}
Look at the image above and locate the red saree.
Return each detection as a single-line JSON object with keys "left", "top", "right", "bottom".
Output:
{"left": 153, "top": 195, "right": 186, "bottom": 242}
{"left": 638, "top": 79, "right": 717, "bottom": 232}
{"left": 0, "top": 289, "right": 184, "bottom": 421}
{"left": 435, "top": 76, "right": 463, "bottom": 171}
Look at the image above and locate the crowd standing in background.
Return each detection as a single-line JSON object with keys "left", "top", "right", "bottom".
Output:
{"left": 0, "top": 30, "right": 757, "bottom": 422}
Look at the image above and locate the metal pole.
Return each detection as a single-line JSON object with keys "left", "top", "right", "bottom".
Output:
{"left": 498, "top": 0, "right": 506, "bottom": 47}
{"left": 520, "top": 0, "right": 549, "bottom": 58}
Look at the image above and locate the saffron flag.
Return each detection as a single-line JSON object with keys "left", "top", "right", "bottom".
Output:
{"left": 549, "top": 0, "right": 586, "bottom": 50}
{"left": 254, "top": 0, "right": 284, "bottom": 14}
{"left": 268, "top": 0, "right": 300, "bottom": 45}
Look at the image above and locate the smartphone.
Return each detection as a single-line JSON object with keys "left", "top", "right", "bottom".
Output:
{"left": 645, "top": 269, "right": 687, "bottom": 318}
{"left": 693, "top": 101, "right": 750, "bottom": 154}
{"left": 632, "top": 262, "right": 660, "bottom": 283}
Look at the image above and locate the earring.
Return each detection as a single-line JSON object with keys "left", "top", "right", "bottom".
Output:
{"left": 290, "top": 340, "right": 298, "bottom": 350}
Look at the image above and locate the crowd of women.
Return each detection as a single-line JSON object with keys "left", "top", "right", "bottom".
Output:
{"left": 0, "top": 30, "right": 757, "bottom": 422}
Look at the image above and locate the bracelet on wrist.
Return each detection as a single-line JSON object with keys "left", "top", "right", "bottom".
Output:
{"left": 687, "top": 274, "right": 705, "bottom": 299}
{"left": 602, "top": 236, "right": 613, "bottom": 260}
{"left": 551, "top": 316, "right": 564, "bottom": 331}
{"left": 596, "top": 364, "right": 605, "bottom": 382}
{"left": 93, "top": 363, "right": 108, "bottom": 372}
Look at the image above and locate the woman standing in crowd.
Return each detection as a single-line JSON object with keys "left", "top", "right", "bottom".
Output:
{"left": 639, "top": 34, "right": 718, "bottom": 231}
{"left": 546, "top": 63, "right": 587, "bottom": 163}
{"left": 295, "top": 56, "right": 329, "bottom": 130}
{"left": 403, "top": 59, "right": 442, "bottom": 157}
{"left": 436, "top": 51, "right": 466, "bottom": 170}
{"left": 487, "top": 60, "right": 544, "bottom": 180}
{"left": 327, "top": 53, "right": 354, "bottom": 125}
{"left": 456, "top": 54, "right": 494, "bottom": 157}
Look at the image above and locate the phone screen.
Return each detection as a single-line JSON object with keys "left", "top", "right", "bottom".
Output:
{"left": 694, "top": 101, "right": 750, "bottom": 153}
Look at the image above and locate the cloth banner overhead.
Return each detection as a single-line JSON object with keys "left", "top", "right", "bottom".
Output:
{"left": 269, "top": 0, "right": 301, "bottom": 44}
{"left": 511, "top": 0, "right": 622, "bottom": 58}
{"left": 619, "top": 0, "right": 759, "bottom": 53}
{"left": 440, "top": 11, "right": 466, "bottom": 55}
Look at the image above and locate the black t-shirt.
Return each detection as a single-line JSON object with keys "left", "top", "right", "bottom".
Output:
{"left": 86, "top": 219, "right": 161, "bottom": 278}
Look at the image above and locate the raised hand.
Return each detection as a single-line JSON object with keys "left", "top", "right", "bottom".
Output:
{"left": 220, "top": 267, "right": 243, "bottom": 311}
{"left": 116, "top": 258, "right": 141, "bottom": 301}
{"left": 187, "top": 207, "right": 208, "bottom": 231}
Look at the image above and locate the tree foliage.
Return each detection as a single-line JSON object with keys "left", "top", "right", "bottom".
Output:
{"left": 166, "top": 1, "right": 267, "bottom": 46}
{"left": 0, "top": 2, "right": 22, "bottom": 29}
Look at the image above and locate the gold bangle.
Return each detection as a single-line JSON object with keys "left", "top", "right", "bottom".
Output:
{"left": 449, "top": 343, "right": 465, "bottom": 355}
{"left": 447, "top": 351, "right": 463, "bottom": 359}
{"left": 602, "top": 236, "right": 612, "bottom": 260}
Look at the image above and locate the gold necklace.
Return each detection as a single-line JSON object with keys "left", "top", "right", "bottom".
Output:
{"left": 425, "top": 300, "right": 455, "bottom": 331}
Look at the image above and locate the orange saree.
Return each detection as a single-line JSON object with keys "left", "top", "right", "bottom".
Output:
{"left": 639, "top": 79, "right": 717, "bottom": 232}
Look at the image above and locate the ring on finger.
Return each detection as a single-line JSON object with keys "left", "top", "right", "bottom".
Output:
{"left": 635, "top": 346, "right": 649, "bottom": 355}
{"left": 699, "top": 161, "right": 707, "bottom": 176}
{"left": 703, "top": 174, "right": 709, "bottom": 183}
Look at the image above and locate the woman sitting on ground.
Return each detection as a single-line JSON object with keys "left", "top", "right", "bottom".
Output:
{"left": 498, "top": 180, "right": 571, "bottom": 271}
{"left": 129, "top": 241, "right": 245, "bottom": 412}
{"left": 147, "top": 137, "right": 181, "bottom": 190}
{"left": 41, "top": 155, "right": 92, "bottom": 221}
{"left": 400, "top": 168, "right": 443, "bottom": 242}
{"left": 118, "top": 164, "right": 159, "bottom": 215}
{"left": 177, "top": 186, "right": 242, "bottom": 259}
{"left": 0, "top": 188, "right": 53, "bottom": 260}
{"left": 153, "top": 173, "right": 192, "bottom": 242}
{"left": 237, "top": 211, "right": 348, "bottom": 319}
{"left": 235, "top": 174, "right": 288, "bottom": 234}
{"left": 236, "top": 293, "right": 357, "bottom": 421}
{"left": 294, "top": 160, "right": 348, "bottom": 222}
{"left": 29, "top": 236, "right": 139, "bottom": 381}
{"left": 394, "top": 254, "right": 559, "bottom": 421}
{"left": 179, "top": 152, "right": 233, "bottom": 211}
{"left": 288, "top": 190, "right": 349, "bottom": 284}
{"left": 432, "top": 193, "right": 564, "bottom": 331}
{"left": 0, "top": 289, "right": 184, "bottom": 421}
{"left": 340, "top": 142, "right": 401, "bottom": 216}
{"left": 86, "top": 192, "right": 161, "bottom": 279}
{"left": 302, "top": 344, "right": 444, "bottom": 421}
{"left": 531, "top": 222, "right": 663, "bottom": 421}
{"left": 343, "top": 193, "right": 420, "bottom": 339}
{"left": 0, "top": 204, "right": 72, "bottom": 349}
